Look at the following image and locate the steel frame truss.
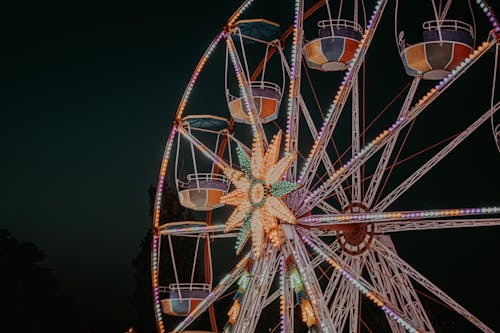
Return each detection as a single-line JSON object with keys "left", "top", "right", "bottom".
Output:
{"left": 371, "top": 238, "right": 495, "bottom": 333}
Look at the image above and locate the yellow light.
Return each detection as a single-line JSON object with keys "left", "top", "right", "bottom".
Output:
{"left": 300, "top": 299, "right": 317, "bottom": 327}
{"left": 228, "top": 299, "right": 241, "bottom": 324}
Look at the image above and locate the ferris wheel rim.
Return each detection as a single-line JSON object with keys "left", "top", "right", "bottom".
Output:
{"left": 151, "top": 1, "right": 500, "bottom": 332}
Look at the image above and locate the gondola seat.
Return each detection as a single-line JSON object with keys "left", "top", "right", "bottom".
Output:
{"left": 178, "top": 173, "right": 229, "bottom": 211}
{"left": 228, "top": 81, "right": 281, "bottom": 124}
{"left": 304, "top": 19, "right": 363, "bottom": 71}
{"left": 160, "top": 283, "right": 211, "bottom": 316}
{"left": 400, "top": 20, "right": 474, "bottom": 80}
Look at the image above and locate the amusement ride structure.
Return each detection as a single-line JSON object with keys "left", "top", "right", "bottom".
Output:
{"left": 150, "top": 0, "right": 500, "bottom": 332}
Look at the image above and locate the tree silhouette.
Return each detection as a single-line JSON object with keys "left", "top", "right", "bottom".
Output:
{"left": 0, "top": 229, "right": 77, "bottom": 333}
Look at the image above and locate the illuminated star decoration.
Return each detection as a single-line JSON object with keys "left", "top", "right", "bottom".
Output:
{"left": 220, "top": 130, "right": 301, "bottom": 257}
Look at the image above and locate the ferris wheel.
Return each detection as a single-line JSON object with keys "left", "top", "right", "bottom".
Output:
{"left": 151, "top": 0, "right": 500, "bottom": 332}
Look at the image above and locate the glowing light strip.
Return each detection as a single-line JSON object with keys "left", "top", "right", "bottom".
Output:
{"left": 301, "top": 235, "right": 421, "bottom": 333}
{"left": 172, "top": 254, "right": 251, "bottom": 333}
{"left": 153, "top": 26, "right": 228, "bottom": 333}
{"left": 151, "top": 234, "right": 165, "bottom": 333}
{"left": 297, "top": 0, "right": 386, "bottom": 184}
{"left": 301, "top": 206, "right": 500, "bottom": 224}
{"left": 151, "top": 2, "right": 499, "bottom": 333}
{"left": 287, "top": 254, "right": 320, "bottom": 330}
{"left": 151, "top": 124, "right": 179, "bottom": 333}
{"left": 279, "top": 255, "right": 285, "bottom": 333}
{"left": 227, "top": 0, "right": 257, "bottom": 27}
{"left": 175, "top": 32, "right": 225, "bottom": 121}
{"left": 226, "top": 38, "right": 260, "bottom": 136}
{"left": 179, "top": 126, "right": 228, "bottom": 169}
{"left": 154, "top": 126, "right": 178, "bottom": 228}
{"left": 285, "top": 0, "right": 302, "bottom": 153}
{"left": 476, "top": 0, "right": 500, "bottom": 38}
{"left": 301, "top": 39, "right": 495, "bottom": 211}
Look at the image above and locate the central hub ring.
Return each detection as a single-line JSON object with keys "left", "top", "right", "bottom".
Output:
{"left": 337, "top": 202, "right": 375, "bottom": 256}
{"left": 249, "top": 179, "right": 266, "bottom": 208}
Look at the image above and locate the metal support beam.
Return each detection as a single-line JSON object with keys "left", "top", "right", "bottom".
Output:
{"left": 296, "top": 41, "right": 496, "bottom": 217}
{"left": 296, "top": 0, "right": 388, "bottom": 204}
{"left": 374, "top": 101, "right": 500, "bottom": 212}
{"left": 366, "top": 236, "right": 434, "bottom": 332}
{"left": 372, "top": 238, "right": 495, "bottom": 333}
{"left": 364, "top": 78, "right": 420, "bottom": 208}
{"left": 282, "top": 224, "right": 337, "bottom": 332}
{"left": 285, "top": 0, "right": 305, "bottom": 182}
{"left": 172, "top": 254, "right": 250, "bottom": 332}
{"left": 376, "top": 217, "right": 500, "bottom": 233}
{"left": 352, "top": 76, "right": 362, "bottom": 203}
{"left": 233, "top": 246, "right": 280, "bottom": 332}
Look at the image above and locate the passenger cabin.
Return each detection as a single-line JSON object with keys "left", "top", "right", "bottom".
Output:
{"left": 304, "top": 19, "right": 363, "bottom": 71}
{"left": 178, "top": 173, "right": 229, "bottom": 211}
{"left": 158, "top": 221, "right": 213, "bottom": 318}
{"left": 160, "top": 283, "right": 211, "bottom": 316}
{"left": 227, "top": 81, "right": 282, "bottom": 124}
{"left": 176, "top": 115, "right": 230, "bottom": 211}
{"left": 227, "top": 19, "right": 283, "bottom": 124}
{"left": 400, "top": 20, "right": 475, "bottom": 80}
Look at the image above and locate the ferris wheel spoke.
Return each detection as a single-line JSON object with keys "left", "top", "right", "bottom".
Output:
{"left": 263, "top": 239, "right": 340, "bottom": 310}
{"left": 282, "top": 224, "right": 337, "bottom": 332}
{"left": 371, "top": 238, "right": 495, "bottom": 333}
{"left": 352, "top": 75, "right": 362, "bottom": 203}
{"left": 297, "top": 94, "right": 350, "bottom": 210}
{"left": 283, "top": 0, "right": 304, "bottom": 183}
{"left": 363, "top": 78, "right": 421, "bottom": 208}
{"left": 232, "top": 246, "right": 280, "bottom": 332}
{"left": 376, "top": 217, "right": 500, "bottom": 234}
{"left": 302, "top": 182, "right": 342, "bottom": 214}
{"left": 315, "top": 196, "right": 342, "bottom": 214}
{"left": 172, "top": 253, "right": 251, "bottom": 333}
{"left": 365, "top": 237, "right": 434, "bottom": 332}
{"left": 329, "top": 256, "right": 363, "bottom": 333}
{"left": 297, "top": 41, "right": 498, "bottom": 217}
{"left": 226, "top": 132, "right": 252, "bottom": 155}
{"left": 178, "top": 126, "right": 230, "bottom": 169}
{"left": 300, "top": 206, "right": 500, "bottom": 228}
{"left": 280, "top": 255, "right": 295, "bottom": 333}
{"left": 299, "top": 229, "right": 430, "bottom": 333}
{"left": 287, "top": 52, "right": 351, "bottom": 209}
{"left": 324, "top": 251, "right": 350, "bottom": 305}
{"left": 373, "top": 101, "right": 500, "bottom": 212}
{"left": 296, "top": 0, "right": 388, "bottom": 197}
{"left": 226, "top": 36, "right": 268, "bottom": 146}
{"left": 158, "top": 223, "right": 241, "bottom": 239}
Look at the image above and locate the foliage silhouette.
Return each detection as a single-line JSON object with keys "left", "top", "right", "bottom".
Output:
{"left": 0, "top": 229, "right": 77, "bottom": 333}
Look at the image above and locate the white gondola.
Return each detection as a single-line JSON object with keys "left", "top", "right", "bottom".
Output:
{"left": 225, "top": 19, "right": 284, "bottom": 124}
{"left": 175, "top": 115, "right": 231, "bottom": 211}
{"left": 398, "top": 1, "right": 476, "bottom": 80}
{"left": 158, "top": 222, "right": 213, "bottom": 317}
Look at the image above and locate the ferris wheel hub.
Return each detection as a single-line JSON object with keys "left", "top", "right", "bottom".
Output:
{"left": 337, "top": 202, "right": 375, "bottom": 255}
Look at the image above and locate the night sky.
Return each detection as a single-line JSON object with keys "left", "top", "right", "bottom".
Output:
{"left": 3, "top": 0, "right": 500, "bottom": 332}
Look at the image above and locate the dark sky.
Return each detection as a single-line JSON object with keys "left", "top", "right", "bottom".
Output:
{"left": 3, "top": 0, "right": 500, "bottom": 331}
{"left": 3, "top": 0, "right": 234, "bottom": 325}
